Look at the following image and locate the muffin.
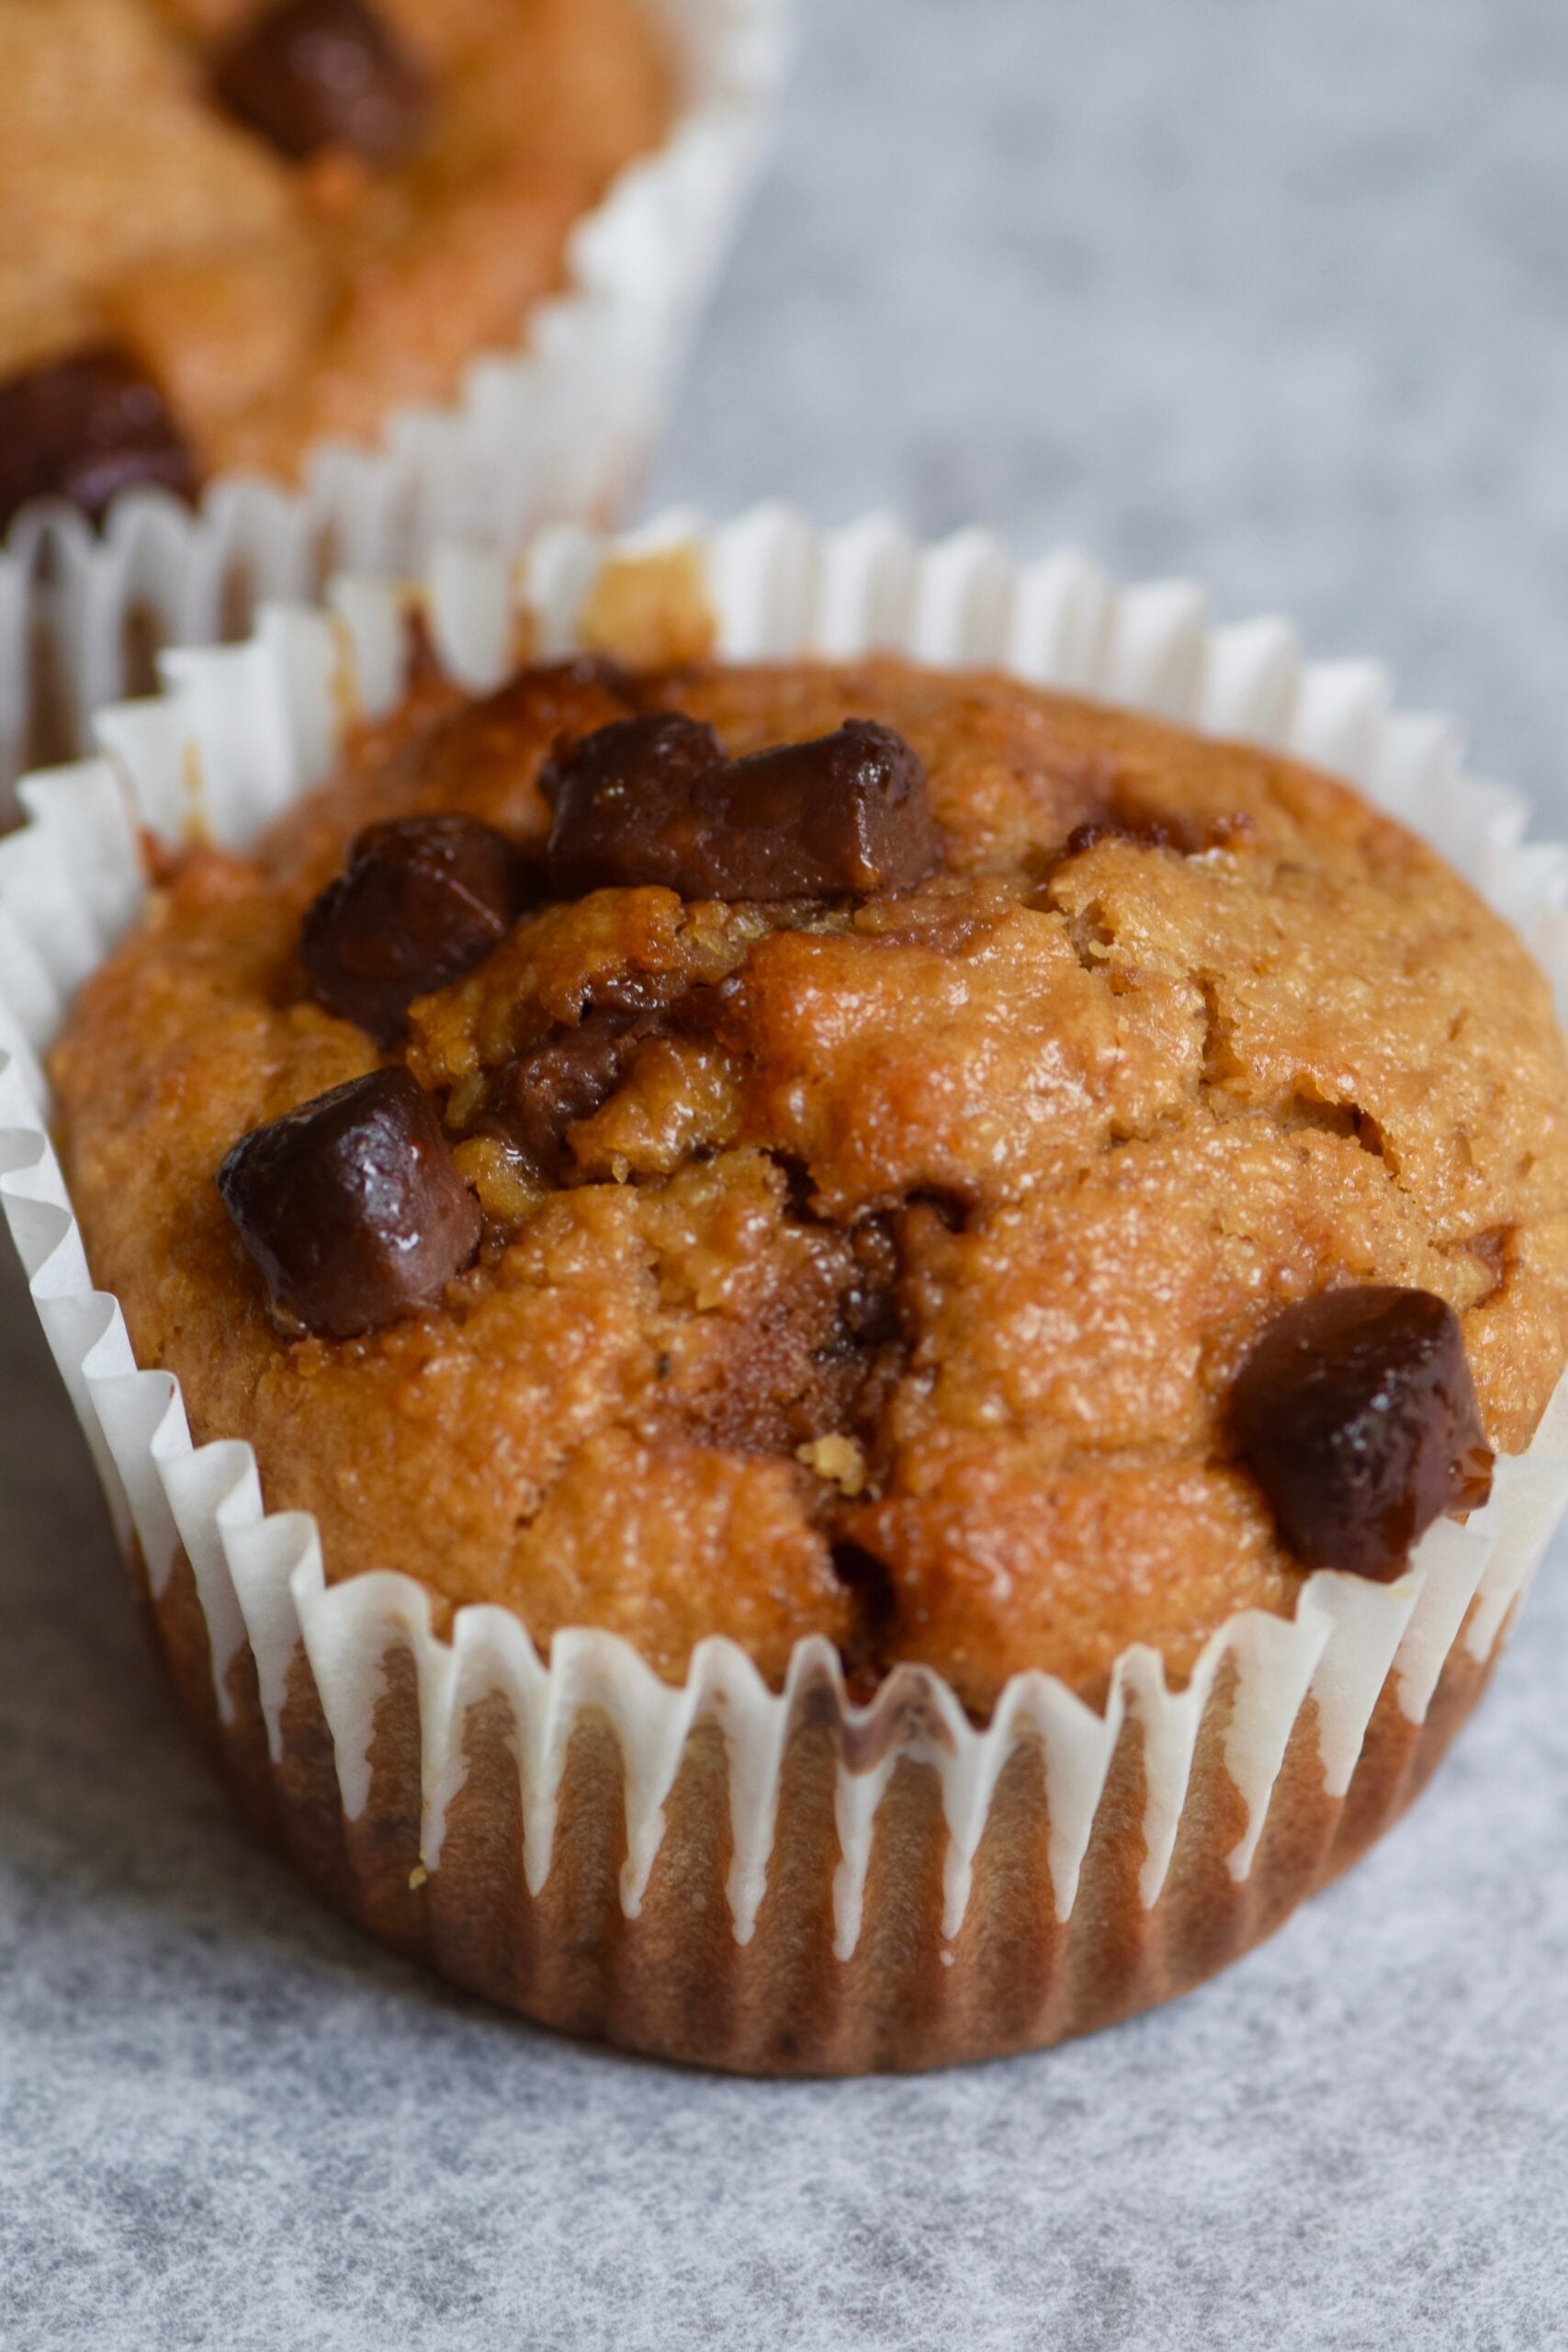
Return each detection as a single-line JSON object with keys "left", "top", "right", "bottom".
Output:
{"left": 51, "top": 644, "right": 1568, "bottom": 1691}
{"left": 13, "top": 523, "right": 1568, "bottom": 2070}
{"left": 0, "top": 0, "right": 669, "bottom": 526}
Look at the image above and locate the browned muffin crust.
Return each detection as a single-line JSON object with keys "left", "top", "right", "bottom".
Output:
{"left": 51, "top": 656, "right": 1568, "bottom": 1712}
{"left": 0, "top": 0, "right": 668, "bottom": 503}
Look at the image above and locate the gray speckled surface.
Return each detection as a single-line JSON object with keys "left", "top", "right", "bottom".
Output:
{"left": 6, "top": 2, "right": 1568, "bottom": 2345}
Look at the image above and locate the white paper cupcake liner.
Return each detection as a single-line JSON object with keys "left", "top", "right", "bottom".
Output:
{"left": 0, "top": 0, "right": 789, "bottom": 795}
{"left": 4, "top": 504, "right": 1567, "bottom": 2074}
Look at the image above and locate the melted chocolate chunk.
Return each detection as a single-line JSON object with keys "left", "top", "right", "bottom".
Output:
{"left": 1061, "top": 803, "right": 1258, "bottom": 861}
{"left": 501, "top": 1011, "right": 646, "bottom": 1173}
{"left": 218, "top": 1069, "right": 480, "bottom": 1340}
{"left": 0, "top": 346, "right": 197, "bottom": 531}
{"left": 1065, "top": 813, "right": 1185, "bottom": 857}
{"left": 838, "top": 1261, "right": 902, "bottom": 1351}
{"left": 544, "top": 715, "right": 942, "bottom": 902}
{"left": 1227, "top": 1285, "right": 1494, "bottom": 1579}
{"left": 829, "top": 1539, "right": 898, "bottom": 1699}
{"left": 301, "top": 813, "right": 521, "bottom": 1046}
{"left": 210, "top": 0, "right": 431, "bottom": 163}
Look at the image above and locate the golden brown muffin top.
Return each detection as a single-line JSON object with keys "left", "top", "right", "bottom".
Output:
{"left": 51, "top": 655, "right": 1568, "bottom": 1712}
{"left": 0, "top": 0, "right": 667, "bottom": 502}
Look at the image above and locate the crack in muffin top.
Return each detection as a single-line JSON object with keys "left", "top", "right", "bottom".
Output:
{"left": 51, "top": 654, "right": 1568, "bottom": 1712}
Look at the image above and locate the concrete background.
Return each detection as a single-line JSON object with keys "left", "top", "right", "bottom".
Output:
{"left": 5, "top": 1, "right": 1568, "bottom": 2344}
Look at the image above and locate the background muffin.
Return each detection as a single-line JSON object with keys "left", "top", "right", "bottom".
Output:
{"left": 0, "top": 0, "right": 668, "bottom": 519}
{"left": 0, "top": 0, "right": 783, "bottom": 789}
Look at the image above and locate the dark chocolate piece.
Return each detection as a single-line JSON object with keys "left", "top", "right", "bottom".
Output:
{"left": 218, "top": 1069, "right": 480, "bottom": 1339}
{"left": 544, "top": 715, "right": 942, "bottom": 902}
{"left": 1061, "top": 805, "right": 1258, "bottom": 860}
{"left": 713, "top": 722, "right": 943, "bottom": 898}
{"left": 1227, "top": 1285, "right": 1494, "bottom": 1580}
{"left": 0, "top": 346, "right": 197, "bottom": 532}
{"left": 210, "top": 0, "right": 431, "bottom": 163}
{"left": 543, "top": 713, "right": 727, "bottom": 897}
{"left": 301, "top": 813, "right": 520, "bottom": 1046}
{"left": 501, "top": 1011, "right": 646, "bottom": 1172}
{"left": 1064, "top": 813, "right": 1185, "bottom": 857}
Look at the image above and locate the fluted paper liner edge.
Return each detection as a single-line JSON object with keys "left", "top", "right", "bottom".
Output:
{"left": 4, "top": 504, "right": 1567, "bottom": 2073}
{"left": 0, "top": 0, "right": 788, "bottom": 788}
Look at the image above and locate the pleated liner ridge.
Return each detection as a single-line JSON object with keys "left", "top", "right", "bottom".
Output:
{"left": 4, "top": 505, "right": 1567, "bottom": 2073}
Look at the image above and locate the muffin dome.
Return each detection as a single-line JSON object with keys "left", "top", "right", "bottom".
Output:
{"left": 51, "top": 653, "right": 1568, "bottom": 1713}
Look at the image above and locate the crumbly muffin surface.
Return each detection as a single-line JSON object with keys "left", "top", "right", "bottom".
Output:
{"left": 51, "top": 656, "right": 1568, "bottom": 1710}
{"left": 0, "top": 0, "right": 667, "bottom": 484}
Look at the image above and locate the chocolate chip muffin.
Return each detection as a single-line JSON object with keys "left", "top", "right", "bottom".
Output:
{"left": 0, "top": 0, "right": 668, "bottom": 524}
{"left": 50, "top": 653, "right": 1568, "bottom": 1717}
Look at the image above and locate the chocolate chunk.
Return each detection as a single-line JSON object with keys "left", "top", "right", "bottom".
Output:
{"left": 1064, "top": 813, "right": 1185, "bottom": 857}
{"left": 544, "top": 715, "right": 942, "bottom": 902}
{"left": 501, "top": 1011, "right": 645, "bottom": 1173}
{"left": 0, "top": 346, "right": 197, "bottom": 531}
{"left": 210, "top": 0, "right": 431, "bottom": 163}
{"left": 301, "top": 813, "right": 521, "bottom": 1046}
{"left": 218, "top": 1069, "right": 480, "bottom": 1339}
{"left": 829, "top": 1540, "right": 897, "bottom": 1698}
{"left": 543, "top": 714, "right": 727, "bottom": 897}
{"left": 715, "top": 722, "right": 943, "bottom": 898}
{"left": 1061, "top": 804, "right": 1258, "bottom": 861}
{"left": 1227, "top": 1285, "right": 1494, "bottom": 1579}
